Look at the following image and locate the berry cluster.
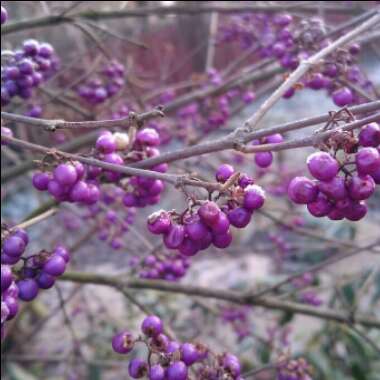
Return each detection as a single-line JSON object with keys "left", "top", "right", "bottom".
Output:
{"left": 220, "top": 305, "right": 251, "bottom": 341}
{"left": 76, "top": 60, "right": 125, "bottom": 104}
{"left": 1, "top": 39, "right": 60, "bottom": 106}
{"left": 132, "top": 251, "right": 191, "bottom": 281}
{"left": 85, "top": 193, "right": 136, "bottom": 251}
{"left": 218, "top": 14, "right": 375, "bottom": 105}
{"left": 277, "top": 356, "right": 313, "bottom": 380}
{"left": 119, "top": 128, "right": 167, "bottom": 208}
{"left": 147, "top": 165, "right": 264, "bottom": 255}
{"left": 32, "top": 160, "right": 101, "bottom": 205}
{"left": 112, "top": 315, "right": 244, "bottom": 380}
{"left": 1, "top": 227, "right": 70, "bottom": 339}
{"left": 288, "top": 122, "right": 380, "bottom": 221}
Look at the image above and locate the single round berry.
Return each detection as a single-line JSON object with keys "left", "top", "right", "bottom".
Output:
{"left": 288, "top": 176, "right": 318, "bottom": 204}
{"left": 96, "top": 134, "right": 117, "bottom": 154}
{"left": 198, "top": 202, "right": 221, "bottom": 226}
{"left": 180, "top": 343, "right": 199, "bottom": 366}
{"left": 243, "top": 185, "right": 266, "bottom": 211}
{"left": 111, "top": 331, "right": 134, "bottom": 354}
{"left": 216, "top": 164, "right": 235, "bottom": 183}
{"left": 128, "top": 358, "right": 148, "bottom": 379}
{"left": 149, "top": 364, "right": 166, "bottom": 380}
{"left": 3, "top": 236, "right": 26, "bottom": 257}
{"left": 255, "top": 152, "right": 273, "bottom": 168}
{"left": 167, "top": 361, "right": 188, "bottom": 380}
{"left": 306, "top": 152, "right": 339, "bottom": 181}
{"left": 164, "top": 224, "right": 185, "bottom": 249}
{"left": 53, "top": 163, "right": 78, "bottom": 186}
{"left": 307, "top": 194, "right": 333, "bottom": 217}
{"left": 17, "top": 278, "right": 39, "bottom": 301}
{"left": 210, "top": 211, "right": 230, "bottom": 234}
{"left": 69, "top": 181, "right": 90, "bottom": 203}
{"left": 141, "top": 315, "right": 163, "bottom": 337}
{"left": 1, "top": 265, "right": 13, "bottom": 292}
{"left": 344, "top": 201, "right": 368, "bottom": 221}
{"left": 318, "top": 176, "right": 347, "bottom": 201}
{"left": 356, "top": 147, "right": 380, "bottom": 175}
{"left": 43, "top": 254, "right": 66, "bottom": 276}
{"left": 332, "top": 87, "right": 353, "bottom": 107}
{"left": 36, "top": 272, "right": 56, "bottom": 289}
{"left": 222, "top": 353, "right": 241, "bottom": 377}
{"left": 136, "top": 128, "right": 160, "bottom": 146}
{"left": 30, "top": 169, "right": 49, "bottom": 193}
{"left": 227, "top": 207, "right": 252, "bottom": 228}
{"left": 347, "top": 174, "right": 375, "bottom": 200}
{"left": 212, "top": 230, "right": 233, "bottom": 249}
{"left": 359, "top": 123, "right": 380, "bottom": 147}
{"left": 185, "top": 218, "right": 209, "bottom": 241}
{"left": 1, "top": 5, "right": 8, "bottom": 25}
{"left": 147, "top": 211, "right": 172, "bottom": 234}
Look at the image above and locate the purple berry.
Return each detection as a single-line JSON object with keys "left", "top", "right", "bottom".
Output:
{"left": 347, "top": 174, "right": 375, "bottom": 200}
{"left": 43, "top": 254, "right": 66, "bottom": 276}
{"left": 212, "top": 230, "right": 233, "bottom": 249}
{"left": 36, "top": 272, "right": 56, "bottom": 289}
{"left": 255, "top": 152, "right": 273, "bottom": 168}
{"left": 136, "top": 128, "right": 160, "bottom": 146}
{"left": 359, "top": 123, "right": 380, "bottom": 147}
{"left": 227, "top": 207, "right": 252, "bottom": 228}
{"left": 179, "top": 238, "right": 199, "bottom": 256}
{"left": 307, "top": 194, "right": 333, "bottom": 217}
{"left": 149, "top": 364, "right": 166, "bottom": 380}
{"left": 3, "top": 236, "right": 26, "bottom": 257}
{"left": 53, "top": 163, "right": 78, "bottom": 186}
{"left": 4, "top": 296, "right": 19, "bottom": 320}
{"left": 318, "top": 176, "right": 347, "bottom": 201}
{"left": 180, "top": 343, "right": 199, "bottom": 366}
{"left": 1, "top": 265, "right": 13, "bottom": 292}
{"left": 69, "top": 181, "right": 90, "bottom": 202}
{"left": 222, "top": 353, "right": 241, "bottom": 377}
{"left": 167, "top": 361, "right": 187, "bottom": 380}
{"left": 307, "top": 152, "right": 339, "bottom": 181}
{"left": 164, "top": 224, "right": 185, "bottom": 249}
{"left": 243, "top": 185, "right": 265, "bottom": 211}
{"left": 216, "top": 164, "right": 235, "bottom": 183}
{"left": 128, "top": 358, "right": 148, "bottom": 378}
{"left": 17, "top": 278, "right": 39, "bottom": 301}
{"left": 198, "top": 202, "right": 221, "bottom": 226}
{"left": 147, "top": 211, "right": 172, "bottom": 234}
{"left": 344, "top": 201, "right": 368, "bottom": 221}
{"left": 112, "top": 331, "right": 134, "bottom": 354}
{"left": 185, "top": 217, "right": 209, "bottom": 241}
{"left": 141, "top": 315, "right": 163, "bottom": 337}
{"left": 1, "top": 6, "right": 8, "bottom": 25}
{"left": 210, "top": 211, "right": 230, "bottom": 234}
{"left": 332, "top": 87, "right": 353, "bottom": 107}
{"left": 96, "top": 134, "right": 116, "bottom": 154}
{"left": 356, "top": 147, "right": 380, "bottom": 175}
{"left": 288, "top": 176, "right": 318, "bottom": 204}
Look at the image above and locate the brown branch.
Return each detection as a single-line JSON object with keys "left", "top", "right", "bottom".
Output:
{"left": 59, "top": 271, "right": 380, "bottom": 329}
{"left": 1, "top": 108, "right": 164, "bottom": 132}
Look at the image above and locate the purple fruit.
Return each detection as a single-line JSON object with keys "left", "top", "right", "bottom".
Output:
{"left": 167, "top": 361, "right": 187, "bottom": 380}
{"left": 147, "top": 211, "right": 171, "bottom": 234}
{"left": 216, "top": 164, "right": 235, "bottom": 183}
{"left": 356, "top": 147, "right": 380, "bottom": 175}
{"left": 243, "top": 184, "right": 266, "bottom": 211}
{"left": 332, "top": 87, "right": 353, "bottom": 107}
{"left": 164, "top": 224, "right": 185, "bottom": 249}
{"left": 53, "top": 163, "right": 78, "bottom": 186}
{"left": 212, "top": 230, "right": 233, "bottom": 248}
{"left": 198, "top": 202, "right": 221, "bottom": 226}
{"left": 288, "top": 176, "right": 318, "bottom": 204}
{"left": 128, "top": 358, "right": 148, "bottom": 378}
{"left": 347, "top": 175, "right": 375, "bottom": 200}
{"left": 3, "top": 236, "right": 26, "bottom": 257}
{"left": 43, "top": 255, "right": 66, "bottom": 276}
{"left": 17, "top": 278, "right": 39, "bottom": 301}
{"left": 307, "top": 194, "right": 333, "bottom": 217}
{"left": 112, "top": 331, "right": 134, "bottom": 354}
{"left": 141, "top": 315, "right": 163, "bottom": 337}
{"left": 318, "top": 176, "right": 347, "bottom": 201}
{"left": 227, "top": 207, "right": 252, "bottom": 228}
{"left": 359, "top": 123, "right": 380, "bottom": 147}
{"left": 307, "top": 152, "right": 339, "bottom": 181}
{"left": 180, "top": 343, "right": 199, "bottom": 366}
{"left": 255, "top": 151, "right": 273, "bottom": 168}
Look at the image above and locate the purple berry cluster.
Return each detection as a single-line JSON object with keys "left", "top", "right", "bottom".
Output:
{"left": 220, "top": 305, "right": 251, "bottom": 341}
{"left": 148, "top": 165, "right": 264, "bottom": 255}
{"left": 33, "top": 160, "right": 101, "bottom": 205}
{"left": 277, "top": 356, "right": 313, "bottom": 380}
{"left": 84, "top": 193, "right": 136, "bottom": 251}
{"left": 1, "top": 39, "right": 60, "bottom": 106}
{"left": 288, "top": 123, "right": 380, "bottom": 221}
{"left": 76, "top": 60, "right": 125, "bottom": 104}
{"left": 132, "top": 251, "right": 191, "bottom": 281}
{"left": 1, "top": 226, "right": 69, "bottom": 339}
{"left": 112, "top": 315, "right": 244, "bottom": 379}
{"left": 218, "top": 13, "right": 375, "bottom": 105}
